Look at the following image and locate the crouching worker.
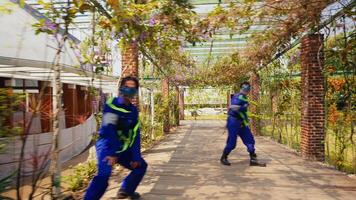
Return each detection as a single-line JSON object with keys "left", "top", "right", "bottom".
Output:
{"left": 84, "top": 76, "right": 147, "bottom": 200}
{"left": 220, "top": 82, "right": 266, "bottom": 167}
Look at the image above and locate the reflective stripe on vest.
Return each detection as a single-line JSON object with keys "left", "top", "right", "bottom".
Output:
{"left": 237, "top": 95, "right": 249, "bottom": 126}
{"left": 239, "top": 112, "right": 249, "bottom": 126}
{"left": 130, "top": 122, "right": 140, "bottom": 147}
{"left": 238, "top": 95, "right": 248, "bottom": 102}
{"left": 116, "top": 121, "right": 140, "bottom": 153}
{"left": 106, "top": 97, "right": 131, "bottom": 113}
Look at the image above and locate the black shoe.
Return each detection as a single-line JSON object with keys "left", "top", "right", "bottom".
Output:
{"left": 220, "top": 152, "right": 231, "bottom": 166}
{"left": 117, "top": 189, "right": 141, "bottom": 199}
{"left": 249, "top": 153, "right": 266, "bottom": 167}
{"left": 249, "top": 152, "right": 257, "bottom": 160}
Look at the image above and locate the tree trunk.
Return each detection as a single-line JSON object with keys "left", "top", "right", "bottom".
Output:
{"left": 49, "top": 41, "right": 63, "bottom": 199}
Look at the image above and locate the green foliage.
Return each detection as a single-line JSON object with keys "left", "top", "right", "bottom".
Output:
{"left": 0, "top": 89, "right": 24, "bottom": 152}
{"left": 32, "top": 0, "right": 90, "bottom": 36}
{"left": 153, "top": 92, "right": 167, "bottom": 124}
{"left": 153, "top": 89, "right": 180, "bottom": 128}
{"left": 169, "top": 91, "right": 180, "bottom": 126}
{"left": 259, "top": 63, "right": 302, "bottom": 150}
{"left": 139, "top": 111, "right": 163, "bottom": 149}
{"left": 323, "top": 29, "right": 355, "bottom": 173}
{"left": 189, "top": 53, "right": 250, "bottom": 87}
{"left": 0, "top": 170, "right": 16, "bottom": 196}
{"left": 63, "top": 160, "right": 97, "bottom": 192}
{"left": 78, "top": 26, "right": 114, "bottom": 75}
{"left": 259, "top": 28, "right": 356, "bottom": 173}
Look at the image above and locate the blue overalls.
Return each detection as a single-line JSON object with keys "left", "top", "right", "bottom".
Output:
{"left": 223, "top": 93, "right": 255, "bottom": 155}
{"left": 84, "top": 97, "right": 147, "bottom": 200}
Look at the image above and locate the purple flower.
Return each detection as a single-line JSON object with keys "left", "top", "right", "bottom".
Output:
{"left": 296, "top": 50, "right": 301, "bottom": 57}
{"left": 149, "top": 17, "right": 156, "bottom": 26}
{"left": 149, "top": 13, "right": 158, "bottom": 26}
{"left": 117, "top": 32, "right": 124, "bottom": 38}
{"left": 201, "top": 34, "right": 209, "bottom": 40}
{"left": 290, "top": 50, "right": 301, "bottom": 65}
{"left": 139, "top": 32, "right": 147, "bottom": 41}
{"left": 74, "top": 49, "right": 81, "bottom": 58}
{"left": 290, "top": 55, "right": 297, "bottom": 65}
{"left": 44, "top": 21, "right": 57, "bottom": 30}
{"left": 157, "top": 38, "right": 163, "bottom": 47}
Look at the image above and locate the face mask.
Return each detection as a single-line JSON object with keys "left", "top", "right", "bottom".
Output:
{"left": 241, "top": 84, "right": 251, "bottom": 93}
{"left": 119, "top": 87, "right": 138, "bottom": 97}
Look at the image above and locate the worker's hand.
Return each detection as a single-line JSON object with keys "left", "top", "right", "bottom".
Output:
{"left": 130, "top": 161, "right": 141, "bottom": 169}
{"left": 103, "top": 156, "right": 117, "bottom": 166}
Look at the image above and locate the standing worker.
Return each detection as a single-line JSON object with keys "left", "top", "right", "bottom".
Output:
{"left": 220, "top": 82, "right": 266, "bottom": 167}
{"left": 84, "top": 76, "right": 147, "bottom": 200}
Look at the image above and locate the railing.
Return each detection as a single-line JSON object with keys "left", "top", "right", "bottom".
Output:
{"left": 0, "top": 114, "right": 96, "bottom": 180}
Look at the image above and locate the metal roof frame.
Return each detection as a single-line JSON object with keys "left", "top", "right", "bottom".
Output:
{"left": 0, "top": 56, "right": 118, "bottom": 93}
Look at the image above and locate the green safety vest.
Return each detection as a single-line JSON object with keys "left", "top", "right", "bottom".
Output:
{"left": 238, "top": 95, "right": 249, "bottom": 126}
{"left": 106, "top": 97, "right": 140, "bottom": 153}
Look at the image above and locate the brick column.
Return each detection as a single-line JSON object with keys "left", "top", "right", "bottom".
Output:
{"left": 250, "top": 72, "right": 261, "bottom": 135}
{"left": 121, "top": 41, "right": 139, "bottom": 107}
{"left": 77, "top": 86, "right": 87, "bottom": 118}
{"left": 162, "top": 78, "right": 170, "bottom": 133}
{"left": 174, "top": 86, "right": 180, "bottom": 126}
{"left": 121, "top": 41, "right": 139, "bottom": 77}
{"left": 300, "top": 34, "right": 325, "bottom": 161}
{"left": 63, "top": 84, "right": 78, "bottom": 128}
{"left": 178, "top": 88, "right": 185, "bottom": 120}
{"left": 39, "top": 81, "right": 52, "bottom": 132}
{"left": 84, "top": 88, "right": 93, "bottom": 116}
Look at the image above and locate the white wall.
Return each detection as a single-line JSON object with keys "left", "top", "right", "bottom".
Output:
{"left": 0, "top": 0, "right": 80, "bottom": 67}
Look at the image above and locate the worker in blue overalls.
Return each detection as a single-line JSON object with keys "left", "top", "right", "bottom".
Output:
{"left": 84, "top": 76, "right": 147, "bottom": 200}
{"left": 220, "top": 82, "right": 265, "bottom": 167}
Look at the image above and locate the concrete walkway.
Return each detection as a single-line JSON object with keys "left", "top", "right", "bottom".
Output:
{"left": 103, "top": 120, "right": 356, "bottom": 200}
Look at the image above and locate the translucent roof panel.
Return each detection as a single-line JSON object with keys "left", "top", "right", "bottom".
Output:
{"left": 185, "top": 0, "right": 354, "bottom": 64}
{"left": 185, "top": 0, "right": 261, "bottom": 63}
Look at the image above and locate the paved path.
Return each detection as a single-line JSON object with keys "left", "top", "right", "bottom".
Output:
{"left": 103, "top": 120, "right": 356, "bottom": 200}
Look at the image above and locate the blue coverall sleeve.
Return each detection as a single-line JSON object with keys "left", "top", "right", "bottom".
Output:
{"left": 130, "top": 107, "right": 141, "bottom": 162}
{"left": 130, "top": 129, "right": 142, "bottom": 162}
{"left": 99, "top": 104, "right": 121, "bottom": 156}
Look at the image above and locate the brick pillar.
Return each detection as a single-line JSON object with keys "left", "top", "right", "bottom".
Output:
{"left": 122, "top": 41, "right": 139, "bottom": 77}
{"left": 300, "top": 34, "right": 325, "bottom": 161}
{"left": 87, "top": 90, "right": 93, "bottom": 115}
{"left": 162, "top": 78, "right": 170, "bottom": 133}
{"left": 250, "top": 72, "right": 261, "bottom": 135}
{"left": 77, "top": 86, "right": 87, "bottom": 118}
{"left": 178, "top": 88, "right": 185, "bottom": 120}
{"left": 77, "top": 86, "right": 93, "bottom": 120}
{"left": 39, "top": 81, "right": 52, "bottom": 132}
{"left": 121, "top": 41, "right": 139, "bottom": 107}
{"left": 174, "top": 86, "right": 180, "bottom": 126}
{"left": 63, "top": 84, "right": 78, "bottom": 128}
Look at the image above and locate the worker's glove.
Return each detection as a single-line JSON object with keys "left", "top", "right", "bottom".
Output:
{"left": 104, "top": 156, "right": 118, "bottom": 166}
{"left": 130, "top": 161, "right": 141, "bottom": 169}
